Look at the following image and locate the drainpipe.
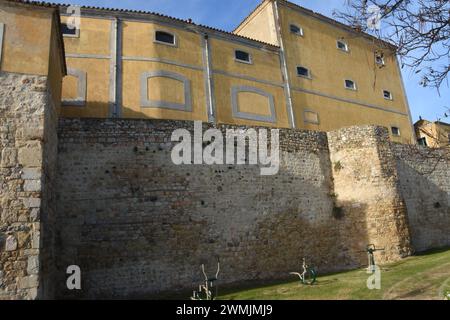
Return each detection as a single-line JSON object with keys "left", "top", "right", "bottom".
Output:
{"left": 109, "top": 17, "right": 122, "bottom": 118}
{"left": 203, "top": 34, "right": 216, "bottom": 124}
{"left": 273, "top": 0, "right": 296, "bottom": 128}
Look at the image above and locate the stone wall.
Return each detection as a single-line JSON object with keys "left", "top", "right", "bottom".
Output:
{"left": 327, "top": 126, "right": 412, "bottom": 264}
{"left": 393, "top": 144, "right": 450, "bottom": 252}
{"left": 0, "top": 72, "right": 58, "bottom": 299}
{"left": 54, "top": 119, "right": 414, "bottom": 298}
{"left": 3, "top": 99, "right": 445, "bottom": 299}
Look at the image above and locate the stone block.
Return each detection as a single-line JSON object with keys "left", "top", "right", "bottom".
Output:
{"left": 17, "top": 127, "right": 44, "bottom": 141}
{"left": 17, "top": 232, "right": 30, "bottom": 248}
{"left": 5, "top": 235, "right": 17, "bottom": 251}
{"left": 18, "top": 142, "right": 42, "bottom": 168}
{"left": 31, "top": 232, "right": 40, "bottom": 249}
{"left": 21, "top": 168, "right": 42, "bottom": 180}
{"left": 30, "top": 208, "right": 40, "bottom": 221}
{"left": 26, "top": 256, "right": 39, "bottom": 275}
{"left": 22, "top": 198, "right": 41, "bottom": 209}
{"left": 1, "top": 148, "right": 17, "bottom": 168}
{"left": 23, "top": 180, "right": 41, "bottom": 192}
{"left": 27, "top": 287, "right": 38, "bottom": 300}
{"left": 17, "top": 275, "right": 39, "bottom": 289}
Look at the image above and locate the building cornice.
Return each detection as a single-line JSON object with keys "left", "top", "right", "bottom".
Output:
{"left": 7, "top": 0, "right": 280, "bottom": 51}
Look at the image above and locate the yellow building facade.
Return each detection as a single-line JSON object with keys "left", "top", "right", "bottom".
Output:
{"left": 56, "top": 0, "right": 414, "bottom": 142}
{"left": 0, "top": 1, "right": 66, "bottom": 110}
{"left": 414, "top": 120, "right": 450, "bottom": 148}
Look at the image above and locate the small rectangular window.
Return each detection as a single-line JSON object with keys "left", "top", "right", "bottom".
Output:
{"left": 345, "top": 79, "right": 356, "bottom": 90}
{"left": 290, "top": 24, "right": 303, "bottom": 36}
{"left": 235, "top": 50, "right": 251, "bottom": 64}
{"left": 391, "top": 126, "right": 401, "bottom": 136}
{"left": 155, "top": 31, "right": 176, "bottom": 45}
{"left": 383, "top": 90, "right": 393, "bottom": 100}
{"left": 375, "top": 55, "right": 385, "bottom": 65}
{"left": 297, "top": 66, "right": 310, "bottom": 78}
{"left": 61, "top": 22, "right": 79, "bottom": 37}
{"left": 417, "top": 137, "right": 427, "bottom": 146}
{"left": 337, "top": 40, "right": 349, "bottom": 52}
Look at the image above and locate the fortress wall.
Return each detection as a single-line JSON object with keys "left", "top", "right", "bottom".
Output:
{"left": 327, "top": 126, "right": 413, "bottom": 265}
{"left": 54, "top": 119, "right": 415, "bottom": 299}
{"left": 55, "top": 119, "right": 341, "bottom": 298}
{"left": 0, "top": 72, "right": 58, "bottom": 299}
{"left": 392, "top": 144, "right": 450, "bottom": 252}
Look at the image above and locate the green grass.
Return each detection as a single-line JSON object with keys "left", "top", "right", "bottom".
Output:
{"left": 218, "top": 248, "right": 450, "bottom": 300}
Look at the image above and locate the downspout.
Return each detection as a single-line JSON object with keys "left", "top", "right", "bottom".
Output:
{"left": 109, "top": 17, "right": 122, "bottom": 118}
{"left": 203, "top": 34, "right": 216, "bottom": 124}
{"left": 273, "top": 0, "right": 296, "bottom": 128}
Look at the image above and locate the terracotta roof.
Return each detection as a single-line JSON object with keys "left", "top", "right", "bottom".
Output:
{"left": 6, "top": 0, "right": 279, "bottom": 48}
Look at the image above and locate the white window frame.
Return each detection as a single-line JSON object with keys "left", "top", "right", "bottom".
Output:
{"left": 234, "top": 49, "right": 252, "bottom": 65}
{"left": 296, "top": 65, "right": 311, "bottom": 79}
{"left": 383, "top": 90, "right": 393, "bottom": 100}
{"left": 375, "top": 55, "right": 385, "bottom": 66}
{"left": 290, "top": 24, "right": 304, "bottom": 36}
{"left": 391, "top": 126, "right": 401, "bottom": 136}
{"left": 417, "top": 137, "right": 427, "bottom": 146}
{"left": 344, "top": 79, "right": 357, "bottom": 91}
{"left": 154, "top": 30, "right": 177, "bottom": 47}
{"left": 61, "top": 22, "right": 80, "bottom": 38}
{"left": 337, "top": 40, "right": 349, "bottom": 52}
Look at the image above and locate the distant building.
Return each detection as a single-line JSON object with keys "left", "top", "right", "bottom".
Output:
{"left": 414, "top": 119, "right": 450, "bottom": 148}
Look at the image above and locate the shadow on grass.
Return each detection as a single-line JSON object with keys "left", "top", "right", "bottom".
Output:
{"left": 415, "top": 246, "right": 450, "bottom": 256}
{"left": 140, "top": 249, "right": 450, "bottom": 300}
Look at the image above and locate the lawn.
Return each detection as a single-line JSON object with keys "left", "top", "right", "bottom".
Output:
{"left": 218, "top": 248, "right": 450, "bottom": 300}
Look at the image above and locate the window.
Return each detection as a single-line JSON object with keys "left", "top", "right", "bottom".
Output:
{"left": 235, "top": 50, "right": 251, "bottom": 64}
{"left": 375, "top": 55, "right": 385, "bottom": 65}
{"left": 154, "top": 31, "right": 176, "bottom": 45}
{"left": 418, "top": 137, "right": 428, "bottom": 146}
{"left": 290, "top": 24, "right": 303, "bottom": 36}
{"left": 61, "top": 22, "right": 79, "bottom": 37}
{"left": 345, "top": 79, "right": 357, "bottom": 90}
{"left": 391, "top": 126, "right": 401, "bottom": 136}
{"left": 383, "top": 90, "right": 393, "bottom": 100}
{"left": 297, "top": 66, "right": 311, "bottom": 78}
{"left": 337, "top": 40, "right": 349, "bottom": 52}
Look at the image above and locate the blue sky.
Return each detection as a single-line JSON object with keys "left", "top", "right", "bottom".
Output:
{"left": 56, "top": 0, "right": 449, "bottom": 123}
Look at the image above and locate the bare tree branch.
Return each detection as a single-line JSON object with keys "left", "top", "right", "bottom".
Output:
{"left": 335, "top": 0, "right": 450, "bottom": 90}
